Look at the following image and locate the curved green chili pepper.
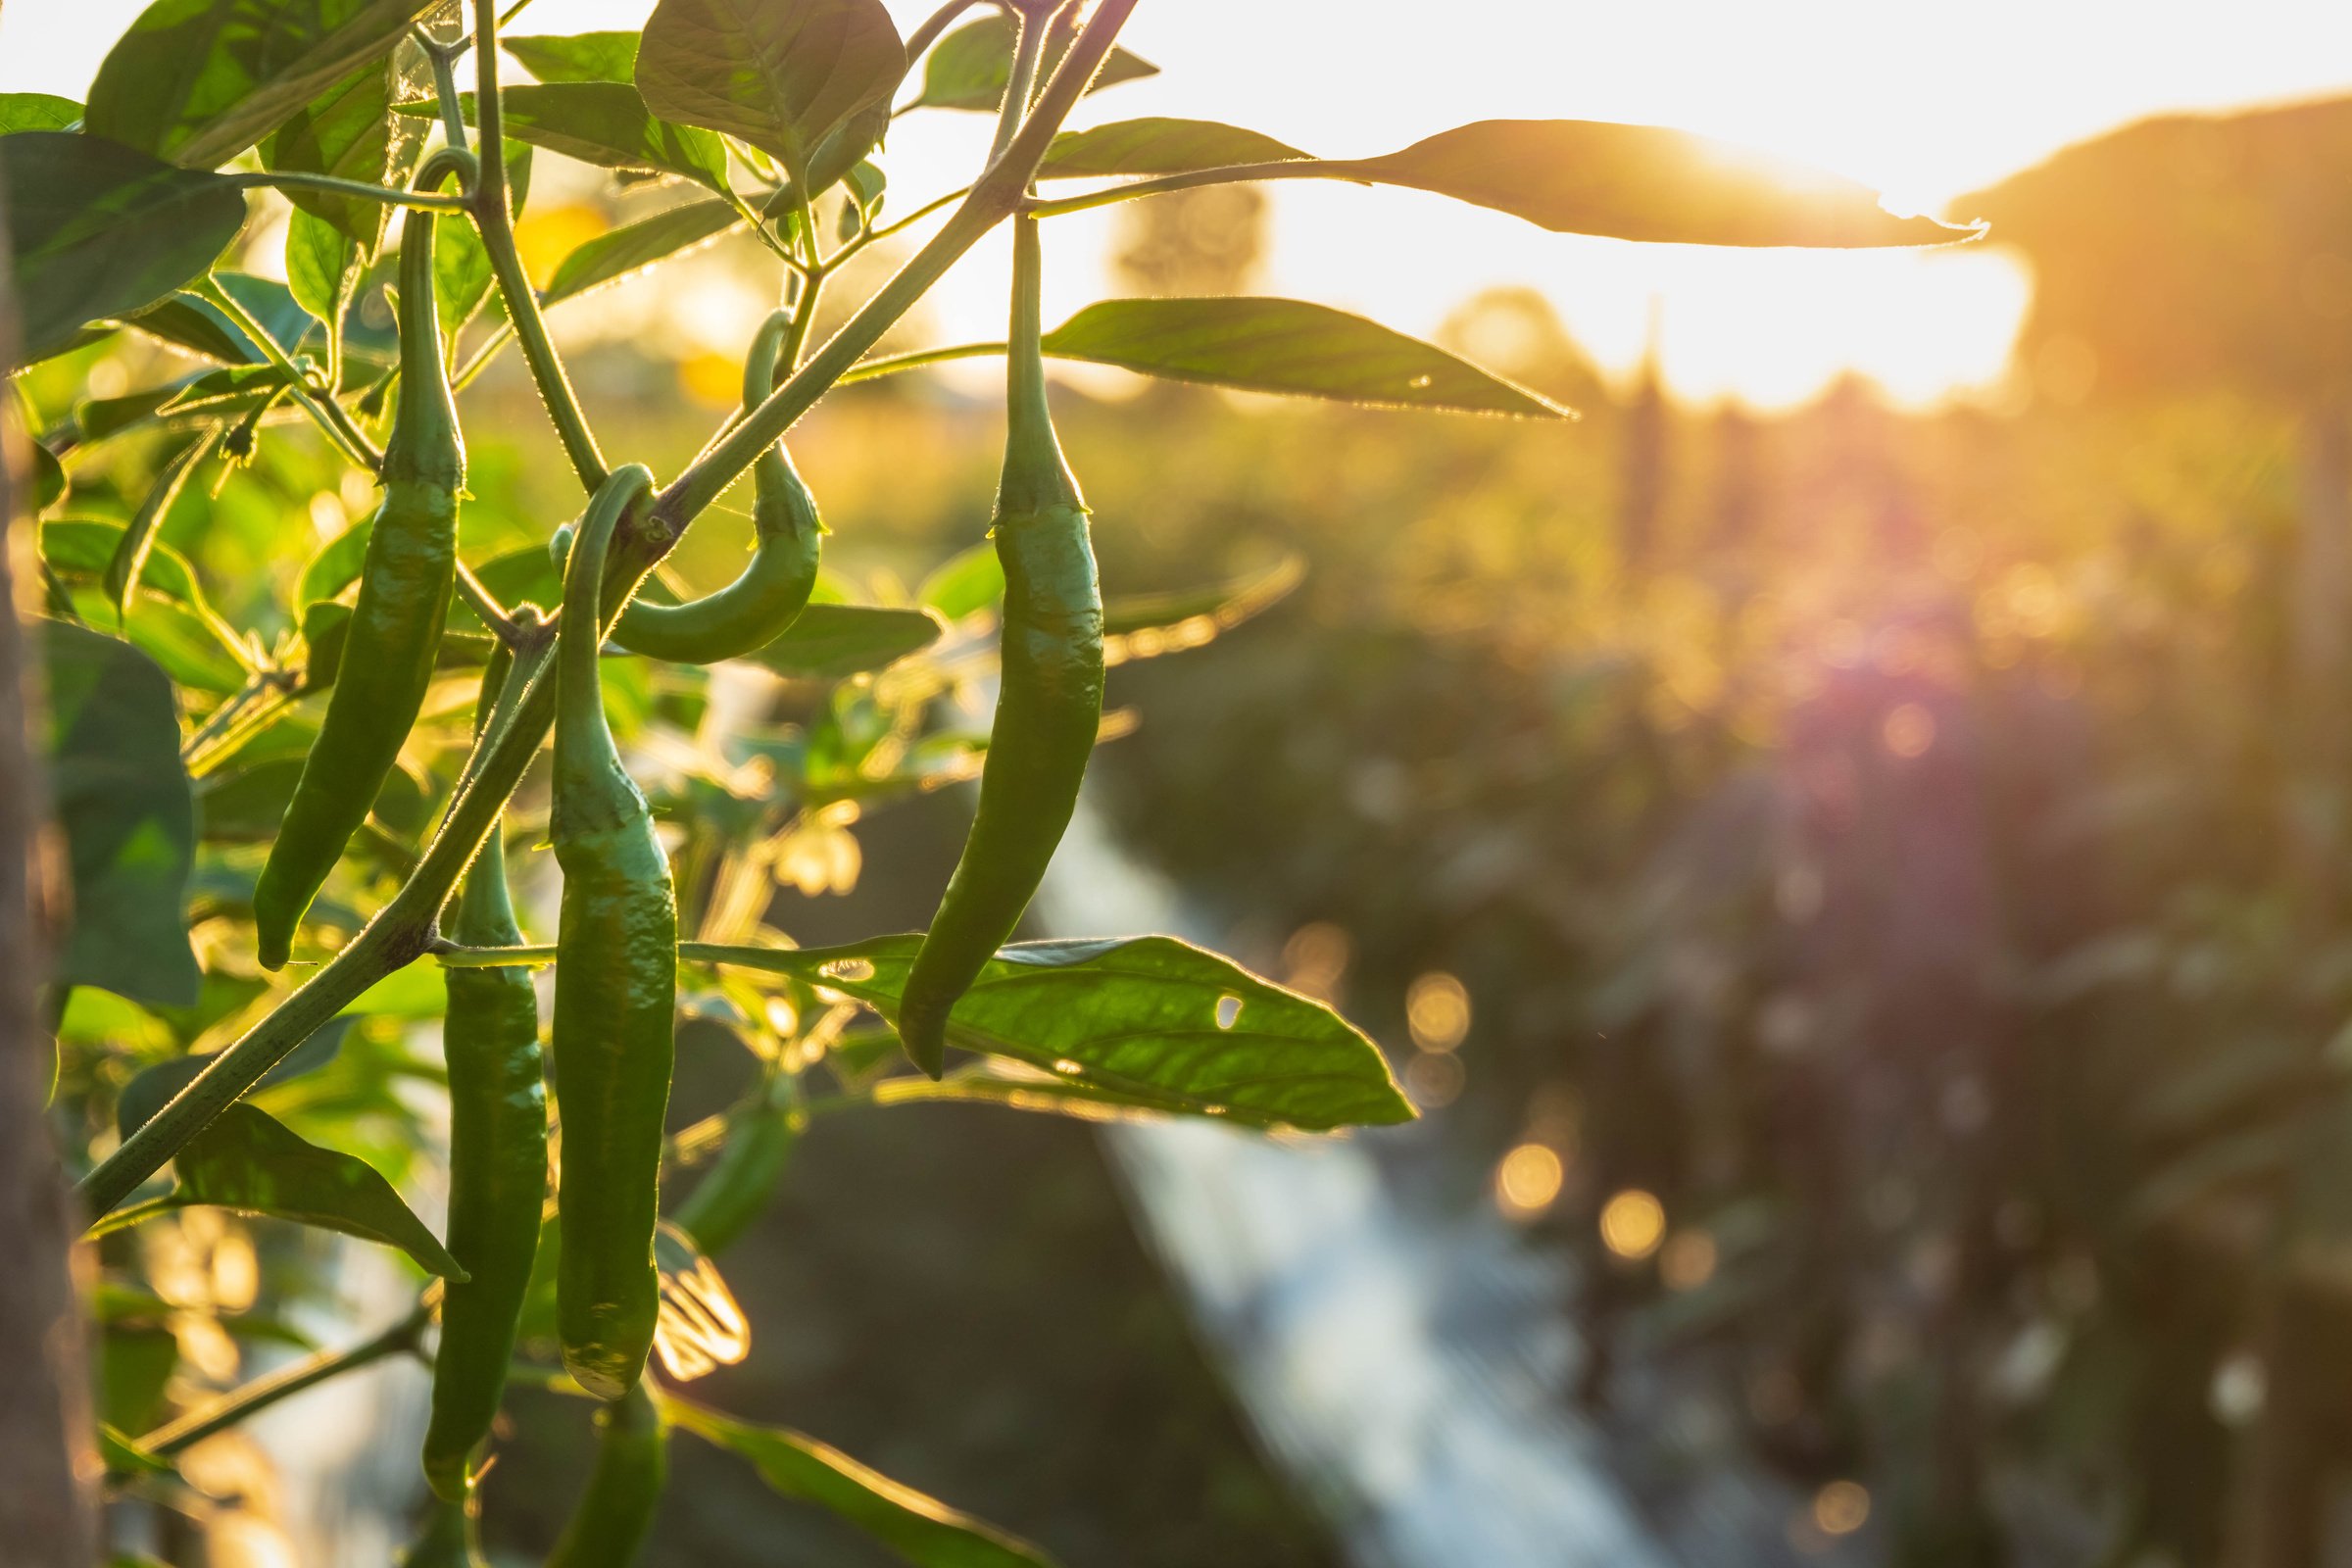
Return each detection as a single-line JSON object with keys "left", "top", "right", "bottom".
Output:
{"left": 897, "top": 217, "right": 1103, "bottom": 1078}
{"left": 422, "top": 645, "right": 549, "bottom": 1499}
{"left": 670, "top": 1070, "right": 795, "bottom": 1256}
{"left": 548, "top": 312, "right": 821, "bottom": 665}
{"left": 546, "top": 1382, "right": 667, "bottom": 1568}
{"left": 552, "top": 464, "right": 677, "bottom": 1401}
{"left": 254, "top": 153, "right": 470, "bottom": 971}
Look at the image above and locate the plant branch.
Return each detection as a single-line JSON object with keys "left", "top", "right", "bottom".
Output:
{"left": 140, "top": 1300, "right": 430, "bottom": 1456}
{"left": 903, "top": 0, "right": 990, "bottom": 66}
{"left": 1023, "top": 159, "right": 1347, "bottom": 220}
{"left": 80, "top": 489, "right": 658, "bottom": 1217}
{"left": 227, "top": 171, "right": 473, "bottom": 213}
{"left": 837, "top": 341, "right": 1007, "bottom": 385}
{"left": 194, "top": 279, "right": 383, "bottom": 470}
{"left": 648, "top": 0, "right": 1143, "bottom": 540}
{"left": 470, "top": 0, "right": 607, "bottom": 494}
{"left": 454, "top": 560, "right": 517, "bottom": 642}
{"left": 413, "top": 25, "right": 471, "bottom": 151}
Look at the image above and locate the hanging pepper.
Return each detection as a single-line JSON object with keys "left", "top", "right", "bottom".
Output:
{"left": 550, "top": 464, "right": 677, "bottom": 1400}
{"left": 897, "top": 215, "right": 1103, "bottom": 1077}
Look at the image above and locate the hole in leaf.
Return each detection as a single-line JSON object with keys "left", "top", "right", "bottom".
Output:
{"left": 821, "top": 958, "right": 875, "bottom": 982}
{"left": 1215, "top": 995, "right": 1243, "bottom": 1030}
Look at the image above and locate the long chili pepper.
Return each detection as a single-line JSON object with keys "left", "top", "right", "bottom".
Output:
{"left": 548, "top": 311, "right": 821, "bottom": 665}
{"left": 896, "top": 214, "right": 1104, "bottom": 1077}
{"left": 546, "top": 1382, "right": 667, "bottom": 1568}
{"left": 421, "top": 636, "right": 549, "bottom": 1499}
{"left": 551, "top": 464, "right": 677, "bottom": 1401}
{"left": 253, "top": 149, "right": 474, "bottom": 971}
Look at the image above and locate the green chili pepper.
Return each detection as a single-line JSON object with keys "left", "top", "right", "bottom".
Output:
{"left": 253, "top": 152, "right": 471, "bottom": 971}
{"left": 547, "top": 1381, "right": 667, "bottom": 1568}
{"left": 670, "top": 1070, "right": 795, "bottom": 1257}
{"left": 547, "top": 312, "right": 821, "bottom": 664}
{"left": 422, "top": 645, "right": 549, "bottom": 1500}
{"left": 552, "top": 464, "right": 677, "bottom": 1401}
{"left": 897, "top": 216, "right": 1103, "bottom": 1078}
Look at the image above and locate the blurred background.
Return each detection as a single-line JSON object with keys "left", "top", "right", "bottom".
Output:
{"left": 21, "top": 1, "right": 2352, "bottom": 1564}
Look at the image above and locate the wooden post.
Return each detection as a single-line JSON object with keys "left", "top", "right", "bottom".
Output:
{"left": 0, "top": 151, "right": 99, "bottom": 1568}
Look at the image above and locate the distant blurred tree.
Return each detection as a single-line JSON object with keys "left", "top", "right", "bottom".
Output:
{"left": 1112, "top": 184, "right": 1267, "bottom": 296}
{"left": 1969, "top": 100, "right": 2352, "bottom": 915}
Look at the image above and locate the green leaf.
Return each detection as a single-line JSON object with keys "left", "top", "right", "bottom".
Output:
{"left": 74, "top": 366, "right": 284, "bottom": 445}
{"left": 58, "top": 584, "right": 247, "bottom": 695}
{"left": 264, "top": 60, "right": 401, "bottom": 250}
{"left": 0, "top": 132, "right": 248, "bottom": 365}
{"left": 43, "top": 518, "right": 233, "bottom": 632}
{"left": 131, "top": 272, "right": 316, "bottom": 365}
{"left": 32, "top": 437, "right": 68, "bottom": 513}
{"left": 1041, "top": 298, "right": 1568, "bottom": 417}
{"left": 101, "top": 1102, "right": 465, "bottom": 1278}
{"left": 505, "top": 30, "right": 641, "bottom": 84}
{"left": 694, "top": 936, "right": 1414, "bottom": 1132}
{"left": 0, "top": 94, "right": 83, "bottom": 134}
{"left": 298, "top": 518, "right": 373, "bottom": 607}
{"left": 634, "top": 0, "right": 904, "bottom": 186}
{"left": 916, "top": 541, "right": 1003, "bottom": 622}
{"left": 105, "top": 430, "right": 219, "bottom": 621}
{"left": 285, "top": 207, "right": 360, "bottom": 328}
{"left": 115, "top": 1020, "right": 350, "bottom": 1137}
{"left": 38, "top": 620, "right": 202, "bottom": 1005}
{"left": 741, "top": 603, "right": 943, "bottom": 680}
{"left": 302, "top": 597, "right": 494, "bottom": 689}
{"left": 1038, "top": 118, "right": 1307, "bottom": 178}
{"left": 1343, "top": 119, "right": 1974, "bottom": 246}
{"left": 913, "top": 12, "right": 1154, "bottom": 114}
{"left": 84, "top": 0, "right": 436, "bottom": 170}
{"left": 662, "top": 1396, "right": 1057, "bottom": 1568}
{"left": 542, "top": 196, "right": 742, "bottom": 307}
{"left": 1101, "top": 553, "right": 1303, "bottom": 644}
{"left": 399, "top": 84, "right": 732, "bottom": 193}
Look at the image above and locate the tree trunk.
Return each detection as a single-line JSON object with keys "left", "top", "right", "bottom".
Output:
{"left": 2288, "top": 394, "right": 2350, "bottom": 924}
{"left": 0, "top": 148, "right": 99, "bottom": 1568}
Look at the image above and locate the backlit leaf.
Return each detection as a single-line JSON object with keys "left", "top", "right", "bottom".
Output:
{"left": 1038, "top": 117, "right": 1306, "bottom": 178}
{"left": 85, "top": 0, "right": 437, "bottom": 169}
{"left": 504, "top": 30, "right": 641, "bottom": 84}
{"left": 543, "top": 196, "right": 742, "bottom": 306}
{"left": 0, "top": 132, "right": 247, "bottom": 365}
{"left": 740, "top": 603, "right": 943, "bottom": 679}
{"left": 38, "top": 620, "right": 202, "bottom": 1004}
{"left": 912, "top": 12, "right": 1153, "bottom": 114}
{"left": 663, "top": 1396, "right": 1056, "bottom": 1568}
{"left": 1042, "top": 297, "right": 1569, "bottom": 417}
{"left": 399, "top": 84, "right": 732, "bottom": 193}
{"left": 635, "top": 0, "right": 903, "bottom": 185}
{"left": 98, "top": 1102, "right": 465, "bottom": 1278}
{"left": 692, "top": 935, "right": 1414, "bottom": 1131}
{"left": 0, "top": 94, "right": 83, "bottom": 134}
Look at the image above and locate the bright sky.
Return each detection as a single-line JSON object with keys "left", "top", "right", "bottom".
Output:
{"left": 10, "top": 0, "right": 2352, "bottom": 408}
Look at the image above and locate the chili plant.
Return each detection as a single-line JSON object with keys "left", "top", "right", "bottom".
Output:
{"left": 2, "top": 0, "right": 1971, "bottom": 1559}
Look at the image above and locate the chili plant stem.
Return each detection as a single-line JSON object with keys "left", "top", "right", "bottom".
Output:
{"left": 902, "top": 0, "right": 988, "bottom": 67}
{"left": 1023, "top": 159, "right": 1348, "bottom": 220}
{"left": 470, "top": 0, "right": 608, "bottom": 494}
{"left": 76, "top": 0, "right": 1151, "bottom": 1224}
{"left": 454, "top": 560, "right": 518, "bottom": 642}
{"left": 141, "top": 1300, "right": 431, "bottom": 1456}
{"left": 650, "top": 0, "right": 1143, "bottom": 539}
{"left": 194, "top": 279, "right": 383, "bottom": 470}
{"left": 227, "top": 171, "right": 473, "bottom": 213}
